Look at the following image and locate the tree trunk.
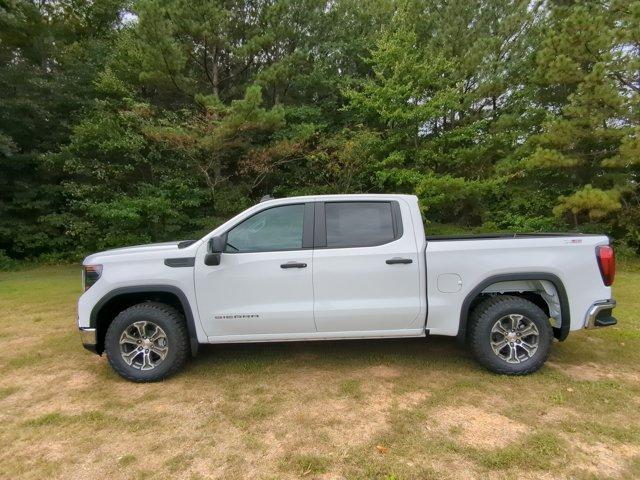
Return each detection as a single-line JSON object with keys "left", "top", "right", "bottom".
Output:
{"left": 212, "top": 46, "right": 219, "bottom": 97}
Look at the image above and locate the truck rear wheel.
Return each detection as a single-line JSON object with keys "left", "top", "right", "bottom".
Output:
{"left": 105, "top": 302, "right": 189, "bottom": 382}
{"left": 468, "top": 295, "right": 552, "bottom": 375}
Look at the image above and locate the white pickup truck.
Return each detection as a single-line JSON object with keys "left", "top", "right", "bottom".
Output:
{"left": 77, "top": 194, "right": 617, "bottom": 382}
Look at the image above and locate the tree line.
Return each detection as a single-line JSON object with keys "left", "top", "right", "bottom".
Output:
{"left": 1, "top": 0, "right": 639, "bottom": 264}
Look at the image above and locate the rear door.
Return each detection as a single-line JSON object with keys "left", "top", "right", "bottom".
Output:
{"left": 312, "top": 200, "right": 422, "bottom": 333}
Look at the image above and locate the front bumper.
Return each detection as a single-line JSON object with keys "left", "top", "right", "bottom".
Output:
{"left": 584, "top": 300, "right": 617, "bottom": 329}
{"left": 79, "top": 327, "right": 98, "bottom": 353}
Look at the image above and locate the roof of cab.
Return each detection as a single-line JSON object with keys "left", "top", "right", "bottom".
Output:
{"left": 257, "top": 193, "right": 418, "bottom": 205}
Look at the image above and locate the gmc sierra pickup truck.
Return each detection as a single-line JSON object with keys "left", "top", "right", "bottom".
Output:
{"left": 77, "top": 194, "right": 617, "bottom": 382}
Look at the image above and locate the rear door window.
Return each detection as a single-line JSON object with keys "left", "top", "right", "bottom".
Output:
{"left": 325, "top": 202, "right": 396, "bottom": 248}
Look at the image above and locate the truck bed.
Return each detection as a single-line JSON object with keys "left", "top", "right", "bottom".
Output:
{"left": 423, "top": 232, "right": 611, "bottom": 337}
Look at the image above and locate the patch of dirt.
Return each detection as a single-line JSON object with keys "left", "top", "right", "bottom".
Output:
{"left": 396, "top": 390, "right": 430, "bottom": 409}
{"left": 433, "top": 405, "right": 527, "bottom": 448}
{"left": 1, "top": 370, "right": 99, "bottom": 419}
{"left": 292, "top": 367, "right": 431, "bottom": 448}
{"left": 536, "top": 406, "right": 579, "bottom": 424}
{"left": 572, "top": 440, "right": 640, "bottom": 477}
{"left": 584, "top": 335, "right": 605, "bottom": 344}
{"left": 486, "top": 472, "right": 558, "bottom": 480}
{"left": 294, "top": 352, "right": 320, "bottom": 361}
{"left": 0, "top": 334, "right": 41, "bottom": 353}
{"left": 300, "top": 394, "right": 391, "bottom": 448}
{"left": 548, "top": 361, "right": 640, "bottom": 383}
{"left": 317, "top": 474, "right": 347, "bottom": 480}
{"left": 62, "top": 370, "right": 98, "bottom": 390}
{"left": 366, "top": 364, "right": 402, "bottom": 379}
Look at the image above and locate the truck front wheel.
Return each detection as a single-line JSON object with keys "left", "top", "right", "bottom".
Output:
{"left": 105, "top": 302, "right": 189, "bottom": 382}
{"left": 468, "top": 295, "right": 553, "bottom": 375}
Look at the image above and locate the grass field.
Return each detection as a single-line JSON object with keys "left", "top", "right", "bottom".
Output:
{"left": 1, "top": 264, "right": 639, "bottom": 480}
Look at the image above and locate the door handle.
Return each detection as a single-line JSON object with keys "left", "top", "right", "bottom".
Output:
{"left": 281, "top": 262, "right": 307, "bottom": 269}
{"left": 386, "top": 258, "right": 413, "bottom": 265}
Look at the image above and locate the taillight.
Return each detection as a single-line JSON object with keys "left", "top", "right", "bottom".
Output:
{"left": 596, "top": 245, "right": 615, "bottom": 286}
{"left": 83, "top": 264, "right": 102, "bottom": 291}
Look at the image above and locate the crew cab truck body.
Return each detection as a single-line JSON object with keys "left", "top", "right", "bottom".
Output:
{"left": 77, "top": 194, "right": 617, "bottom": 382}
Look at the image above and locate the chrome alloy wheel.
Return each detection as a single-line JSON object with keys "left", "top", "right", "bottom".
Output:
{"left": 490, "top": 314, "right": 539, "bottom": 364}
{"left": 119, "top": 321, "right": 168, "bottom": 370}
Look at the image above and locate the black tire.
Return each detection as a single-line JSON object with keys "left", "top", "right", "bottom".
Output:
{"left": 105, "top": 302, "right": 189, "bottom": 382}
{"left": 468, "top": 295, "right": 553, "bottom": 375}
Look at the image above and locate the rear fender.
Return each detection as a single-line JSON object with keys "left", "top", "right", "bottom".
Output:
{"left": 456, "top": 273, "right": 570, "bottom": 342}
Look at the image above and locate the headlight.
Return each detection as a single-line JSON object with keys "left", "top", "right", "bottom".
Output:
{"left": 83, "top": 264, "right": 103, "bottom": 291}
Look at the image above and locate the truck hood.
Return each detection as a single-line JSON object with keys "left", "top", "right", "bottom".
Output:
{"left": 83, "top": 241, "right": 188, "bottom": 264}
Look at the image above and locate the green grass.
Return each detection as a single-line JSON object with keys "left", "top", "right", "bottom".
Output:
{"left": 117, "top": 454, "right": 136, "bottom": 467}
{"left": 164, "top": 453, "right": 194, "bottom": 473}
{"left": 1, "top": 262, "right": 640, "bottom": 479}
{"left": 24, "top": 412, "right": 68, "bottom": 427}
{"left": 281, "top": 453, "right": 330, "bottom": 476}
{"left": 0, "top": 386, "right": 19, "bottom": 400}
{"left": 475, "top": 431, "right": 566, "bottom": 470}
{"left": 339, "top": 378, "right": 364, "bottom": 399}
{"left": 23, "top": 410, "right": 139, "bottom": 430}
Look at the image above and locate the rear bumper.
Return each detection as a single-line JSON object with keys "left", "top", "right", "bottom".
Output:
{"left": 79, "top": 327, "right": 98, "bottom": 354}
{"left": 584, "top": 300, "right": 617, "bottom": 329}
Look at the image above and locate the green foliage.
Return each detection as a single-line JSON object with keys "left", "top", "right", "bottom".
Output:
{"left": 522, "top": 0, "right": 639, "bottom": 238}
{"left": 553, "top": 185, "right": 622, "bottom": 226}
{"left": 0, "top": 249, "right": 19, "bottom": 271}
{"left": 0, "top": 0, "right": 124, "bottom": 259}
{"left": 0, "top": 0, "right": 639, "bottom": 261}
{"left": 415, "top": 174, "right": 489, "bottom": 225}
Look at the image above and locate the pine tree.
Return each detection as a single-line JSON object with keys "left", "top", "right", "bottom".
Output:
{"left": 526, "top": 1, "right": 638, "bottom": 230}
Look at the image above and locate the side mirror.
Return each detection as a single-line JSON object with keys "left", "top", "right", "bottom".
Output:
{"left": 204, "top": 236, "right": 225, "bottom": 266}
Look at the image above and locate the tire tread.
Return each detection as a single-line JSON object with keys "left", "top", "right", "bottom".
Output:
{"left": 468, "top": 295, "right": 552, "bottom": 375}
{"left": 105, "top": 301, "right": 189, "bottom": 382}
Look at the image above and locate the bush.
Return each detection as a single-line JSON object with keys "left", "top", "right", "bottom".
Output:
{"left": 0, "top": 250, "right": 19, "bottom": 271}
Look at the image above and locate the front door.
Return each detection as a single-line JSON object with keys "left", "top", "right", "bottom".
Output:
{"left": 195, "top": 203, "right": 316, "bottom": 338}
